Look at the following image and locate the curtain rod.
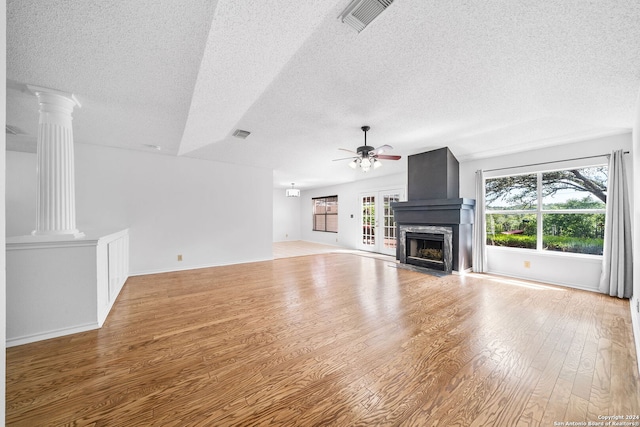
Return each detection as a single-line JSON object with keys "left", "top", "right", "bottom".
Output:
{"left": 482, "top": 151, "right": 630, "bottom": 173}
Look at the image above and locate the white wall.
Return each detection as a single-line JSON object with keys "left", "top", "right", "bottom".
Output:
{"left": 459, "top": 132, "right": 634, "bottom": 291}
{"left": 1, "top": 1, "right": 7, "bottom": 419}
{"left": 301, "top": 173, "right": 406, "bottom": 249}
{"left": 632, "top": 90, "right": 640, "bottom": 373}
{"left": 6, "top": 144, "right": 273, "bottom": 275}
{"left": 273, "top": 188, "right": 301, "bottom": 242}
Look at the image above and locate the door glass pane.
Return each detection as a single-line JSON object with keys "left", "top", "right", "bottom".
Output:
{"left": 383, "top": 194, "right": 400, "bottom": 249}
{"left": 362, "top": 196, "right": 375, "bottom": 245}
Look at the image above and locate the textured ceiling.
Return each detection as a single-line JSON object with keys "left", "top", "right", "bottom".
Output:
{"left": 7, "top": 0, "right": 640, "bottom": 189}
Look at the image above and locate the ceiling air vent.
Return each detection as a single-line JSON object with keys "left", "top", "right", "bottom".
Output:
{"left": 5, "top": 125, "right": 25, "bottom": 135}
{"left": 232, "top": 129, "right": 251, "bottom": 139}
{"left": 339, "top": 0, "right": 394, "bottom": 33}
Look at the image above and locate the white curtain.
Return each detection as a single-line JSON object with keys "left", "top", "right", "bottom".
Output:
{"left": 472, "top": 169, "right": 487, "bottom": 273}
{"left": 599, "top": 150, "right": 633, "bottom": 298}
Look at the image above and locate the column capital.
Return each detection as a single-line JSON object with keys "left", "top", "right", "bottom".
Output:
{"left": 27, "top": 84, "right": 81, "bottom": 109}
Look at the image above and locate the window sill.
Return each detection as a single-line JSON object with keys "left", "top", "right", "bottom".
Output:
{"left": 487, "top": 245, "right": 603, "bottom": 262}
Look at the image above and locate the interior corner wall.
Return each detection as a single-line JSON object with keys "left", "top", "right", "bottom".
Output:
{"left": 458, "top": 132, "right": 634, "bottom": 291}
{"left": 6, "top": 144, "right": 273, "bottom": 275}
{"left": 273, "top": 188, "right": 301, "bottom": 242}
{"left": 300, "top": 172, "right": 406, "bottom": 249}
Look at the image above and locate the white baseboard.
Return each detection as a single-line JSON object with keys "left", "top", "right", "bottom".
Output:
{"left": 486, "top": 269, "right": 599, "bottom": 293}
{"left": 7, "top": 322, "right": 99, "bottom": 348}
{"left": 129, "top": 256, "right": 273, "bottom": 277}
{"left": 630, "top": 295, "right": 640, "bottom": 376}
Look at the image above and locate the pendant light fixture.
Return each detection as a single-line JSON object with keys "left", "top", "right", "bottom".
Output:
{"left": 286, "top": 183, "right": 300, "bottom": 197}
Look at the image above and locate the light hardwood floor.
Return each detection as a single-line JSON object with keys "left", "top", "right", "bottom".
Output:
{"left": 6, "top": 253, "right": 640, "bottom": 425}
{"left": 273, "top": 240, "right": 342, "bottom": 259}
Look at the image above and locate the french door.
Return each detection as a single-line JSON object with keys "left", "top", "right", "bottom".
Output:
{"left": 359, "top": 189, "right": 404, "bottom": 255}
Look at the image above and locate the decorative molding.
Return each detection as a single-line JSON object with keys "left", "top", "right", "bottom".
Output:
{"left": 7, "top": 228, "right": 129, "bottom": 250}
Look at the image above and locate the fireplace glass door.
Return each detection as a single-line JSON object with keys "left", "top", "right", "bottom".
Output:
{"left": 359, "top": 189, "right": 404, "bottom": 256}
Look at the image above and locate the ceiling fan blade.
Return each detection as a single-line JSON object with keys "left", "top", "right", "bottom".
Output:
{"left": 332, "top": 156, "right": 358, "bottom": 161}
{"left": 338, "top": 148, "right": 358, "bottom": 154}
{"left": 376, "top": 154, "right": 401, "bottom": 160}
{"left": 373, "top": 144, "right": 393, "bottom": 154}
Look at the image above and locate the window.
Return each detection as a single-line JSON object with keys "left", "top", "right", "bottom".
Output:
{"left": 313, "top": 196, "right": 338, "bottom": 232}
{"left": 485, "top": 165, "right": 607, "bottom": 255}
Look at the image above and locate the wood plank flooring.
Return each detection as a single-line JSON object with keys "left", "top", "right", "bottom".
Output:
{"left": 6, "top": 253, "right": 640, "bottom": 425}
{"left": 273, "top": 240, "right": 341, "bottom": 259}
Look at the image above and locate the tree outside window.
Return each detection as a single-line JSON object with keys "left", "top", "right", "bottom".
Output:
{"left": 485, "top": 166, "right": 607, "bottom": 255}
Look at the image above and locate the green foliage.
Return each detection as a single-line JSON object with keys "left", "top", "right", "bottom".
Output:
{"left": 542, "top": 212, "right": 605, "bottom": 240}
{"left": 543, "top": 235, "right": 603, "bottom": 255}
{"left": 487, "top": 233, "right": 537, "bottom": 249}
{"left": 486, "top": 213, "right": 537, "bottom": 235}
{"left": 486, "top": 197, "right": 605, "bottom": 255}
{"left": 487, "top": 233, "right": 603, "bottom": 254}
{"left": 484, "top": 166, "right": 607, "bottom": 256}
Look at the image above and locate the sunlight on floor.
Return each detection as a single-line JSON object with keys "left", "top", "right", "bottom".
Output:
{"left": 468, "top": 273, "right": 567, "bottom": 292}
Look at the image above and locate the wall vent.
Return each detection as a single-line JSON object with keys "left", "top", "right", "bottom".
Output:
{"left": 5, "top": 125, "right": 25, "bottom": 135}
{"left": 339, "top": 0, "right": 394, "bottom": 33}
{"left": 233, "top": 129, "right": 251, "bottom": 139}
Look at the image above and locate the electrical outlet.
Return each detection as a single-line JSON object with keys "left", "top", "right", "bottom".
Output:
{"left": 177, "top": 254, "right": 183, "bottom": 261}
{"left": 523, "top": 261, "right": 531, "bottom": 268}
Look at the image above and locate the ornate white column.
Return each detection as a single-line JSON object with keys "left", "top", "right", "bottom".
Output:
{"left": 28, "top": 85, "right": 83, "bottom": 238}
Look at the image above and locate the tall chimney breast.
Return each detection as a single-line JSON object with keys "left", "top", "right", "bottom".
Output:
{"left": 408, "top": 147, "right": 459, "bottom": 201}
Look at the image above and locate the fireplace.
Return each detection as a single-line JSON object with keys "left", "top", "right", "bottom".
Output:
{"left": 398, "top": 225, "right": 453, "bottom": 272}
{"left": 408, "top": 234, "right": 444, "bottom": 267}
{"left": 391, "top": 147, "right": 475, "bottom": 272}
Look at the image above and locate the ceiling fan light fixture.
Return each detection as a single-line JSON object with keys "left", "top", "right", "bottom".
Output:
{"left": 334, "top": 125, "right": 400, "bottom": 172}
{"left": 361, "top": 157, "right": 372, "bottom": 172}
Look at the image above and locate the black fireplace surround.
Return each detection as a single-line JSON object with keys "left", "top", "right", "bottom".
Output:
{"left": 391, "top": 147, "right": 475, "bottom": 272}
